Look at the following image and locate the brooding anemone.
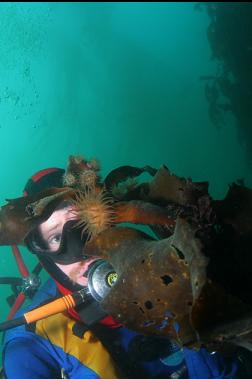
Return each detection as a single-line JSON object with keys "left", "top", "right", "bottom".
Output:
{"left": 79, "top": 169, "right": 98, "bottom": 189}
{"left": 72, "top": 188, "right": 115, "bottom": 240}
{"left": 63, "top": 156, "right": 101, "bottom": 191}
{"left": 63, "top": 172, "right": 76, "bottom": 187}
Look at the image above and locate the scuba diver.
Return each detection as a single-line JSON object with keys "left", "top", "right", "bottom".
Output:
{"left": 0, "top": 161, "right": 247, "bottom": 379}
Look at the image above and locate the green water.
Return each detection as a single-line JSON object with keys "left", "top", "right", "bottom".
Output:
{"left": 0, "top": 2, "right": 251, "bottom": 360}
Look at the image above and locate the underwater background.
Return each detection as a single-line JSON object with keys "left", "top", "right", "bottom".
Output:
{"left": 0, "top": 2, "right": 252, "bottom": 360}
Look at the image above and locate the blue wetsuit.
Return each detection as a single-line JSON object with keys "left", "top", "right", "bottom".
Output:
{"left": 3, "top": 279, "right": 241, "bottom": 379}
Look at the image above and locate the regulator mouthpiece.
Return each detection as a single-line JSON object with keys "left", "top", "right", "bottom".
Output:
{"left": 87, "top": 259, "right": 118, "bottom": 302}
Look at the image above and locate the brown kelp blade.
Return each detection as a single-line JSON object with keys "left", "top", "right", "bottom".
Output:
{"left": 85, "top": 219, "right": 252, "bottom": 350}
{"left": 85, "top": 225, "right": 197, "bottom": 343}
{"left": 104, "top": 165, "right": 157, "bottom": 191}
{"left": 114, "top": 201, "right": 176, "bottom": 228}
{"left": 114, "top": 164, "right": 209, "bottom": 206}
{"left": 0, "top": 188, "right": 75, "bottom": 245}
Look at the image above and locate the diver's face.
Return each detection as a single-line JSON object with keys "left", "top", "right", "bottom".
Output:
{"left": 38, "top": 205, "right": 96, "bottom": 287}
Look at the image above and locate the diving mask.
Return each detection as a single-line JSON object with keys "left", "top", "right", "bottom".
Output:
{"left": 25, "top": 201, "right": 89, "bottom": 265}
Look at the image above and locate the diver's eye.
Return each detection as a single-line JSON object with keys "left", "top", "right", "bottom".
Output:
{"left": 48, "top": 234, "right": 62, "bottom": 250}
